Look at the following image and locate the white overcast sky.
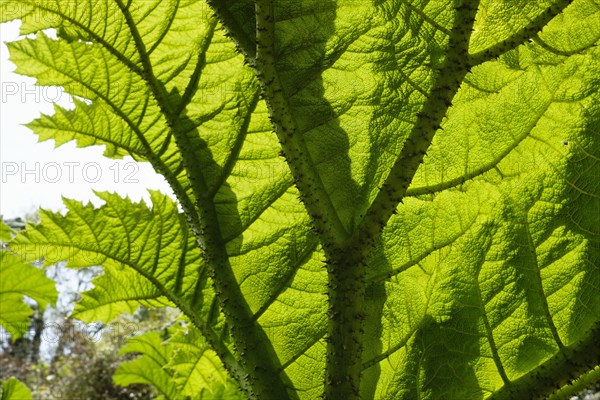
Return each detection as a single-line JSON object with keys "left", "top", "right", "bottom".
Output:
{"left": 0, "top": 21, "right": 173, "bottom": 220}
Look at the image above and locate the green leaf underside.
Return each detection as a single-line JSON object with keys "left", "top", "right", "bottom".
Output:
{"left": 114, "top": 326, "right": 244, "bottom": 399}
{"left": 0, "top": 221, "right": 13, "bottom": 242}
{"left": 166, "top": 324, "right": 231, "bottom": 397}
{"left": 1, "top": 377, "right": 32, "bottom": 400}
{"left": 0, "top": 252, "right": 57, "bottom": 339}
{"left": 3, "top": 0, "right": 599, "bottom": 399}
{"left": 114, "top": 331, "right": 180, "bottom": 399}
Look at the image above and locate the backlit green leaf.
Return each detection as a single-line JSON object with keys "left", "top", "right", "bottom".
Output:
{"left": 4, "top": 0, "right": 599, "bottom": 398}
{"left": 1, "top": 377, "right": 32, "bottom": 400}
{"left": 0, "top": 252, "right": 57, "bottom": 339}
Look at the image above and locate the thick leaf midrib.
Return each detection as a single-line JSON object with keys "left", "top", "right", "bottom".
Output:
{"left": 174, "top": 214, "right": 189, "bottom": 295}
{"left": 16, "top": 35, "right": 203, "bottom": 252}
{"left": 255, "top": 0, "right": 351, "bottom": 247}
{"left": 112, "top": 1, "right": 297, "bottom": 396}
{"left": 354, "top": 1, "right": 479, "bottom": 250}
{"left": 5, "top": 0, "right": 599, "bottom": 398}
